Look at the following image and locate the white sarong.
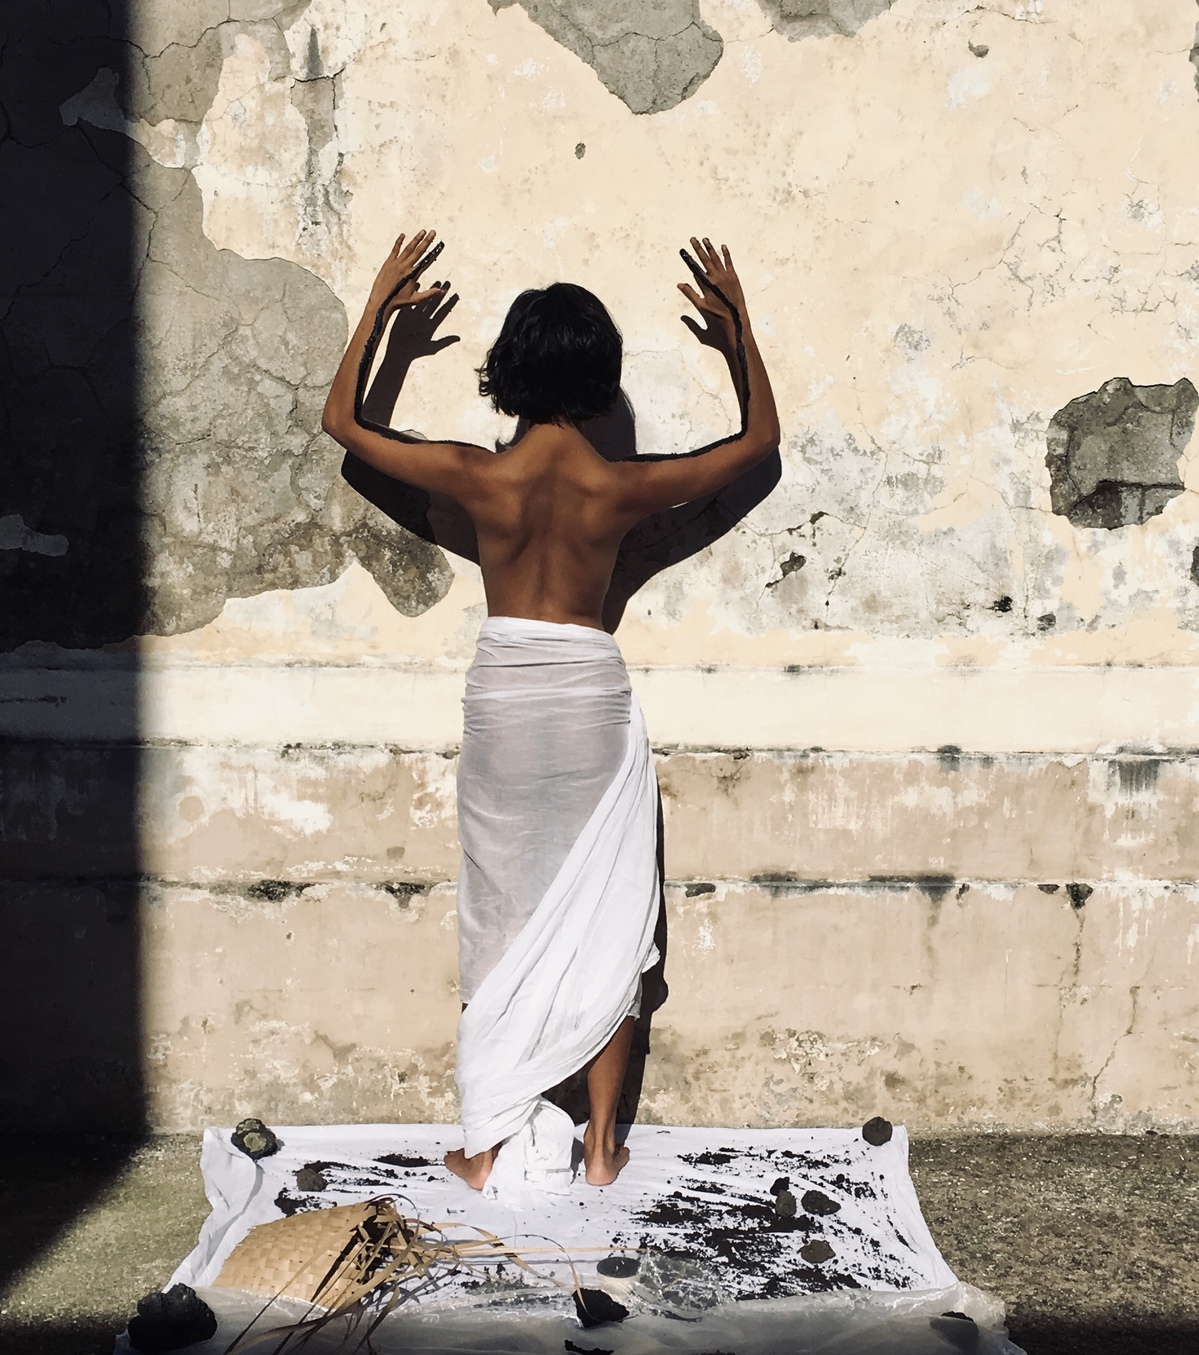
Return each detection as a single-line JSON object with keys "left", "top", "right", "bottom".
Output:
{"left": 454, "top": 617, "right": 659, "bottom": 1203}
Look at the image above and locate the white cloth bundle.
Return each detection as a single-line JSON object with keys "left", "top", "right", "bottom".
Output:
{"left": 454, "top": 617, "right": 660, "bottom": 1202}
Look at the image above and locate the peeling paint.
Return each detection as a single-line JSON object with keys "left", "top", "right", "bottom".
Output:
{"left": 1046, "top": 377, "right": 1197, "bottom": 530}
{"left": 490, "top": 0, "right": 723, "bottom": 113}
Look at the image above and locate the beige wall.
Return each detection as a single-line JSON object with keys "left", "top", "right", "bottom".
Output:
{"left": 5, "top": 0, "right": 1199, "bottom": 1129}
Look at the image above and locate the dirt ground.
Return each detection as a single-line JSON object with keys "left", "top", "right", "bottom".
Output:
{"left": 0, "top": 1132, "right": 1195, "bottom": 1355}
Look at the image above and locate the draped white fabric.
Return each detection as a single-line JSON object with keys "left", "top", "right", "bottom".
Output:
{"left": 454, "top": 618, "right": 660, "bottom": 1194}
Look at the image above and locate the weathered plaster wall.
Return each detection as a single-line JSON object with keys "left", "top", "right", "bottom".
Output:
{"left": 5, "top": 0, "right": 1199, "bottom": 1129}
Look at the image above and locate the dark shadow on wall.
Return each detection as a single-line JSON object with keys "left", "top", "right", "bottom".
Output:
{"left": 344, "top": 298, "right": 781, "bottom": 1125}
{"left": 0, "top": 0, "right": 144, "bottom": 1293}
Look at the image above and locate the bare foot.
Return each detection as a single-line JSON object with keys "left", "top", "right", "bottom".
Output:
{"left": 583, "top": 1126, "right": 630, "bottom": 1186}
{"left": 444, "top": 1146, "right": 497, "bottom": 1190}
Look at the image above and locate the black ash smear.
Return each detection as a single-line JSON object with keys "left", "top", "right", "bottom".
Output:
{"left": 265, "top": 1140, "right": 929, "bottom": 1305}
{"left": 611, "top": 1143, "right": 922, "bottom": 1299}
{"left": 273, "top": 1154, "right": 444, "bottom": 1216}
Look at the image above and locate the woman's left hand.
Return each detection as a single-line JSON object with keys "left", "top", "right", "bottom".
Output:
{"left": 368, "top": 229, "right": 447, "bottom": 315}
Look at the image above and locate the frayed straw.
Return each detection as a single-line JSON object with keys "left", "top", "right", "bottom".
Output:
{"left": 217, "top": 1195, "right": 613, "bottom": 1355}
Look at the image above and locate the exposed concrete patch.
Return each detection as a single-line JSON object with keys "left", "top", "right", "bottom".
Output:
{"left": 2, "top": 0, "right": 449, "bottom": 650}
{"left": 757, "top": 0, "right": 899, "bottom": 41}
{"left": 130, "top": 143, "right": 451, "bottom": 635}
{"left": 490, "top": 0, "right": 723, "bottom": 113}
{"left": 1045, "top": 377, "right": 1197, "bottom": 530}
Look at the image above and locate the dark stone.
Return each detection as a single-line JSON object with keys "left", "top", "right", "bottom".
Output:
{"left": 295, "top": 1165, "right": 326, "bottom": 1191}
{"left": 1038, "top": 883, "right": 1061, "bottom": 894}
{"left": 929, "top": 1310, "right": 980, "bottom": 1351}
{"left": 800, "top": 1238, "right": 835, "bottom": 1264}
{"left": 1192, "top": 545, "right": 1199, "bottom": 588}
{"left": 769, "top": 1175, "right": 790, "bottom": 1195}
{"left": 1045, "top": 377, "right": 1197, "bottom": 529}
{"left": 574, "top": 1287, "right": 629, "bottom": 1328}
{"left": 968, "top": 41, "right": 989, "bottom": 57}
{"left": 231, "top": 1117, "right": 280, "bottom": 1161}
{"left": 1067, "top": 883, "right": 1093, "bottom": 910}
{"left": 774, "top": 1188, "right": 797, "bottom": 1218}
{"left": 1037, "top": 612, "right": 1057, "bottom": 630}
{"left": 800, "top": 1189, "right": 840, "bottom": 1216}
{"left": 126, "top": 1284, "right": 217, "bottom": 1353}
{"left": 991, "top": 595, "right": 1013, "bottom": 612}
{"left": 684, "top": 882, "right": 716, "bottom": 897}
{"left": 596, "top": 1254, "right": 640, "bottom": 1279}
{"left": 862, "top": 1116, "right": 894, "bottom": 1146}
{"left": 575, "top": 142, "right": 586, "bottom": 158}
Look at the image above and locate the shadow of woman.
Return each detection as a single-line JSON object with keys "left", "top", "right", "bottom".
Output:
{"left": 341, "top": 292, "right": 781, "bottom": 1127}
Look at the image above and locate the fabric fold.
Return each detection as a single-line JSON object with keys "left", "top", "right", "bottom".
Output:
{"left": 454, "top": 617, "right": 660, "bottom": 1195}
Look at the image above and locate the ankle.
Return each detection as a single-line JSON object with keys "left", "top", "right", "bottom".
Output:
{"left": 584, "top": 1122, "right": 617, "bottom": 1155}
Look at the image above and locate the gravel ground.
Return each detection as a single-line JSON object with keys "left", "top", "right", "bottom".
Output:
{"left": 0, "top": 1132, "right": 1195, "bottom": 1355}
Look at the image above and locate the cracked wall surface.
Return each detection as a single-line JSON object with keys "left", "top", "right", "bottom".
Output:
{"left": 6, "top": 0, "right": 1199, "bottom": 1130}
{"left": 2, "top": 0, "right": 450, "bottom": 647}
{"left": 11, "top": 0, "right": 1199, "bottom": 650}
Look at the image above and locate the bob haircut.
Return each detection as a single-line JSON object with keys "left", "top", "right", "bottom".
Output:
{"left": 478, "top": 282, "right": 621, "bottom": 426}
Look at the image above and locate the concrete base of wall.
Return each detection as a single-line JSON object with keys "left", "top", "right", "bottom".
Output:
{"left": 4, "top": 873, "right": 1195, "bottom": 1132}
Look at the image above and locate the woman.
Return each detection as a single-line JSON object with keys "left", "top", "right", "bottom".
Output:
{"left": 322, "top": 230, "right": 779, "bottom": 1199}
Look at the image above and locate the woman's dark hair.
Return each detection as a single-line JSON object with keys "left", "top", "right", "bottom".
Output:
{"left": 478, "top": 282, "right": 621, "bottom": 425}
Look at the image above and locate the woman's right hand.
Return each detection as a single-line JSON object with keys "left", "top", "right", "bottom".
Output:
{"left": 678, "top": 237, "right": 749, "bottom": 338}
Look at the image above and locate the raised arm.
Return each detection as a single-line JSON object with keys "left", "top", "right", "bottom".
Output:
{"left": 610, "top": 239, "right": 780, "bottom": 522}
{"left": 322, "top": 229, "right": 488, "bottom": 499}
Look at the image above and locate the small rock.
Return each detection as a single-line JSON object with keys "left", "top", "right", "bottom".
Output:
{"left": 231, "top": 1117, "right": 280, "bottom": 1160}
{"left": 295, "top": 1165, "right": 326, "bottom": 1192}
{"left": 574, "top": 142, "right": 586, "bottom": 159}
{"left": 769, "top": 1176, "right": 790, "bottom": 1195}
{"left": 800, "top": 1239, "right": 834, "bottom": 1264}
{"left": 968, "top": 41, "right": 989, "bottom": 58}
{"left": 862, "top": 1116, "right": 893, "bottom": 1146}
{"left": 574, "top": 1288, "right": 629, "bottom": 1328}
{"left": 774, "top": 1188, "right": 797, "bottom": 1218}
{"left": 596, "top": 1255, "right": 639, "bottom": 1279}
{"left": 930, "top": 1310, "right": 980, "bottom": 1351}
{"left": 800, "top": 1189, "right": 840, "bottom": 1216}
{"left": 127, "top": 1284, "right": 217, "bottom": 1353}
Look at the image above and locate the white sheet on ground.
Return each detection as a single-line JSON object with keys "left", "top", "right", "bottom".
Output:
{"left": 148, "top": 1122, "right": 1024, "bottom": 1354}
{"left": 454, "top": 618, "right": 660, "bottom": 1197}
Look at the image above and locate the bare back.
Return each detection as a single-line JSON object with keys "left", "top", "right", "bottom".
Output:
{"left": 459, "top": 425, "right": 627, "bottom": 630}
{"left": 322, "top": 231, "right": 781, "bottom": 626}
